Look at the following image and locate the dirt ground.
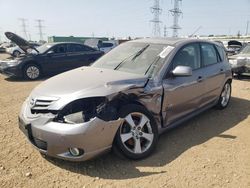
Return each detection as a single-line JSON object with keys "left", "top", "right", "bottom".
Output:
{"left": 0, "top": 53, "right": 250, "bottom": 188}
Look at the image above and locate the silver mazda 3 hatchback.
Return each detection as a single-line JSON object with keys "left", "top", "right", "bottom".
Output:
{"left": 19, "top": 38, "right": 232, "bottom": 161}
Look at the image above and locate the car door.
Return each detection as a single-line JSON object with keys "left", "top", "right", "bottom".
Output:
{"left": 66, "top": 44, "right": 84, "bottom": 70}
{"left": 43, "top": 44, "right": 68, "bottom": 74}
{"left": 199, "top": 43, "right": 226, "bottom": 106}
{"left": 162, "top": 43, "right": 206, "bottom": 126}
{"left": 67, "top": 44, "right": 101, "bottom": 69}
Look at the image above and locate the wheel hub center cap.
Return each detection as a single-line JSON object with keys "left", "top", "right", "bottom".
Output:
{"left": 132, "top": 128, "right": 141, "bottom": 137}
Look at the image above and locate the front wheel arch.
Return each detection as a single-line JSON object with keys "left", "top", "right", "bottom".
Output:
{"left": 112, "top": 104, "right": 158, "bottom": 160}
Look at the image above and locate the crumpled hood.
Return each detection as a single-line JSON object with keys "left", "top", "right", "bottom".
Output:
{"left": 31, "top": 67, "right": 148, "bottom": 109}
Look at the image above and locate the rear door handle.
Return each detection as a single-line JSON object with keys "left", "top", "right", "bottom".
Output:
{"left": 220, "top": 68, "right": 224, "bottom": 72}
{"left": 197, "top": 76, "right": 203, "bottom": 82}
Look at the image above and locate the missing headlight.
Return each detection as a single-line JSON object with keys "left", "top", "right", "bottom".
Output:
{"left": 54, "top": 97, "right": 118, "bottom": 124}
{"left": 64, "top": 111, "right": 85, "bottom": 124}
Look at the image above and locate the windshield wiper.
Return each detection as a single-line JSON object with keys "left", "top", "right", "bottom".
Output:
{"left": 114, "top": 45, "right": 150, "bottom": 70}
{"left": 144, "top": 56, "right": 161, "bottom": 77}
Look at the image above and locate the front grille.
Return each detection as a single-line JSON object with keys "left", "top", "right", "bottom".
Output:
{"left": 30, "top": 98, "right": 58, "bottom": 114}
{"left": 32, "top": 99, "right": 55, "bottom": 110}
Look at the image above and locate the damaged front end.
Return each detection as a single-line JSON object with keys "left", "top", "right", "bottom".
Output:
{"left": 19, "top": 96, "right": 125, "bottom": 161}
{"left": 53, "top": 97, "right": 119, "bottom": 124}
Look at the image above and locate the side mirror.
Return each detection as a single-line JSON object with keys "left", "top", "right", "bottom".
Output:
{"left": 172, "top": 66, "right": 192, "bottom": 77}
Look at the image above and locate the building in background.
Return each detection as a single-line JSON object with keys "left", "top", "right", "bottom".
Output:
{"left": 48, "top": 36, "right": 109, "bottom": 43}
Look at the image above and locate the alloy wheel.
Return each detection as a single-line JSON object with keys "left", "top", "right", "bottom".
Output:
{"left": 119, "top": 112, "right": 154, "bottom": 154}
{"left": 26, "top": 66, "right": 40, "bottom": 79}
{"left": 221, "top": 83, "right": 231, "bottom": 107}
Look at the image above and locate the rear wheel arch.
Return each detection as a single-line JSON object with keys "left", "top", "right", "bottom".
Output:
{"left": 13, "top": 50, "right": 21, "bottom": 57}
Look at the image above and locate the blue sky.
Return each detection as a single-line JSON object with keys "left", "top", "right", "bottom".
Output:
{"left": 0, "top": 0, "right": 250, "bottom": 41}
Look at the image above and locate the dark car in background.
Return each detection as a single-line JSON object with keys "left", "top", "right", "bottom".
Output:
{"left": 227, "top": 40, "right": 243, "bottom": 56}
{"left": 0, "top": 32, "right": 104, "bottom": 80}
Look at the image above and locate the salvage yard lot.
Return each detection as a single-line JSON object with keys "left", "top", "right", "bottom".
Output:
{"left": 0, "top": 53, "right": 250, "bottom": 188}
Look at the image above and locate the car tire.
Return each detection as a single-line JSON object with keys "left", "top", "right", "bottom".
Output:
{"left": 113, "top": 104, "right": 158, "bottom": 160}
{"left": 13, "top": 50, "right": 21, "bottom": 57}
{"left": 23, "top": 64, "right": 41, "bottom": 80}
{"left": 216, "top": 81, "right": 231, "bottom": 109}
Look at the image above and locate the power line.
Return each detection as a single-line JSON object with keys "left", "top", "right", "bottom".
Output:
{"left": 169, "top": 0, "right": 183, "bottom": 37}
{"left": 150, "top": 0, "right": 162, "bottom": 37}
{"left": 35, "top": 19, "right": 45, "bottom": 41}
{"left": 19, "top": 18, "right": 28, "bottom": 39}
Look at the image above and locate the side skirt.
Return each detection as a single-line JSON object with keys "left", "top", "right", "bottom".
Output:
{"left": 158, "top": 100, "right": 217, "bottom": 135}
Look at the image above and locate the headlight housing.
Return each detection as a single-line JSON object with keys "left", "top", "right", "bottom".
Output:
{"left": 5, "top": 60, "right": 20, "bottom": 67}
{"left": 54, "top": 97, "right": 118, "bottom": 124}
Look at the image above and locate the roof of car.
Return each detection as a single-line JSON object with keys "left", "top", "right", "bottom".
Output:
{"left": 47, "top": 42, "right": 85, "bottom": 46}
{"left": 130, "top": 37, "right": 216, "bottom": 46}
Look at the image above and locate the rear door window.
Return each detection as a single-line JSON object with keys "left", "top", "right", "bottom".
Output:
{"left": 67, "top": 44, "right": 95, "bottom": 53}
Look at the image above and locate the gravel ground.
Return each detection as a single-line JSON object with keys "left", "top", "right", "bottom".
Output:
{"left": 0, "top": 53, "right": 250, "bottom": 188}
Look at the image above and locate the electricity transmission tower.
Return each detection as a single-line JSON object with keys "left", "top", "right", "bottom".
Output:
{"left": 19, "top": 18, "right": 28, "bottom": 39}
{"left": 36, "top": 19, "right": 45, "bottom": 41}
{"left": 150, "top": 0, "right": 162, "bottom": 37}
{"left": 169, "top": 0, "right": 183, "bottom": 37}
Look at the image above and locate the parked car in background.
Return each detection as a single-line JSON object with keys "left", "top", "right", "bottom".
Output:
{"left": 229, "top": 43, "right": 250, "bottom": 75}
{"left": 84, "top": 39, "right": 118, "bottom": 53}
{"left": 6, "top": 43, "right": 40, "bottom": 57}
{"left": 0, "top": 42, "right": 15, "bottom": 53}
{"left": 227, "top": 40, "right": 243, "bottom": 56}
{"left": 0, "top": 32, "right": 104, "bottom": 80}
{"left": 18, "top": 38, "right": 232, "bottom": 162}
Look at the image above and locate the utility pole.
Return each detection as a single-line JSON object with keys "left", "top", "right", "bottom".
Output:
{"left": 164, "top": 25, "right": 167, "bottom": 37}
{"left": 19, "top": 18, "right": 28, "bottom": 40}
{"left": 189, "top": 26, "right": 202, "bottom": 38}
{"left": 35, "top": 19, "right": 45, "bottom": 41}
{"left": 150, "top": 0, "right": 162, "bottom": 37}
{"left": 246, "top": 20, "right": 249, "bottom": 36}
{"left": 0, "top": 27, "right": 2, "bottom": 43}
{"left": 169, "top": 0, "right": 183, "bottom": 37}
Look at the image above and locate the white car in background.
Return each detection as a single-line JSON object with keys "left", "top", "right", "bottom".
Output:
{"left": 6, "top": 43, "right": 40, "bottom": 57}
{"left": 99, "top": 41, "right": 118, "bottom": 53}
{"left": 84, "top": 39, "right": 118, "bottom": 53}
{"left": 6, "top": 45, "right": 24, "bottom": 57}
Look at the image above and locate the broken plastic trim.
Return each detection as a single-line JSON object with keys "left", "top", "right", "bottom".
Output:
{"left": 54, "top": 97, "right": 118, "bottom": 124}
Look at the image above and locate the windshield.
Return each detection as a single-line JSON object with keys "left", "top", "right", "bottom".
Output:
{"left": 35, "top": 44, "right": 52, "bottom": 54}
{"left": 92, "top": 42, "right": 172, "bottom": 76}
{"left": 240, "top": 45, "right": 250, "bottom": 54}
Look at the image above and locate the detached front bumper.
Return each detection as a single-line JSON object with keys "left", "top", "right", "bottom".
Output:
{"left": 18, "top": 100, "right": 123, "bottom": 161}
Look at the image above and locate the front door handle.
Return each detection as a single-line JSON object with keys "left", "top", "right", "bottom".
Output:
{"left": 197, "top": 76, "right": 203, "bottom": 82}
